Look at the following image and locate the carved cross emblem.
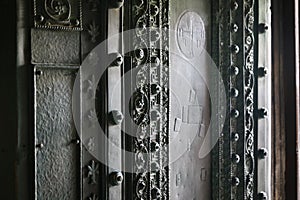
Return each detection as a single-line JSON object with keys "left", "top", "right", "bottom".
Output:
{"left": 87, "top": 160, "right": 99, "bottom": 184}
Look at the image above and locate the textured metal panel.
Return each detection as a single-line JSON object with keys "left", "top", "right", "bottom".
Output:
{"left": 129, "top": 0, "right": 170, "bottom": 199}
{"left": 81, "top": 0, "right": 107, "bottom": 60}
{"left": 169, "top": 0, "right": 211, "bottom": 199}
{"left": 107, "top": 66, "right": 122, "bottom": 199}
{"left": 257, "top": 0, "right": 272, "bottom": 198}
{"left": 34, "top": 67, "right": 80, "bottom": 200}
{"left": 33, "top": 0, "right": 82, "bottom": 30}
{"left": 211, "top": 0, "right": 259, "bottom": 199}
{"left": 31, "top": 29, "right": 80, "bottom": 65}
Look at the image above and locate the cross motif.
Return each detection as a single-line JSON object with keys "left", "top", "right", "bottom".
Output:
{"left": 87, "top": 160, "right": 99, "bottom": 184}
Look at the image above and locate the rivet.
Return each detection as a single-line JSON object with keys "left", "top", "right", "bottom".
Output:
{"left": 151, "top": 187, "right": 161, "bottom": 199}
{"left": 258, "top": 191, "right": 268, "bottom": 200}
{"left": 258, "top": 23, "right": 268, "bottom": 33}
{"left": 232, "top": 154, "right": 240, "bottom": 164}
{"left": 258, "top": 108, "right": 268, "bottom": 118}
{"left": 109, "top": 171, "right": 123, "bottom": 186}
{"left": 230, "top": 66, "right": 239, "bottom": 75}
{"left": 150, "top": 110, "right": 161, "bottom": 121}
{"left": 110, "top": 53, "right": 123, "bottom": 66}
{"left": 109, "top": 110, "right": 124, "bottom": 125}
{"left": 35, "top": 15, "right": 44, "bottom": 23}
{"left": 35, "top": 70, "right": 43, "bottom": 76}
{"left": 231, "top": 44, "right": 240, "bottom": 54}
{"left": 36, "top": 143, "right": 44, "bottom": 149}
{"left": 231, "top": 2, "right": 239, "bottom": 10}
{"left": 231, "top": 23, "right": 239, "bottom": 32}
{"left": 71, "top": 18, "right": 80, "bottom": 26}
{"left": 151, "top": 162, "right": 160, "bottom": 171}
{"left": 110, "top": 0, "right": 124, "bottom": 8}
{"left": 231, "top": 109, "right": 240, "bottom": 118}
{"left": 151, "top": 141, "right": 160, "bottom": 152}
{"left": 151, "top": 84, "right": 161, "bottom": 95}
{"left": 135, "top": 49, "right": 145, "bottom": 60}
{"left": 232, "top": 132, "right": 239, "bottom": 141}
{"left": 71, "top": 139, "right": 80, "bottom": 145}
{"left": 151, "top": 57, "right": 160, "bottom": 67}
{"left": 230, "top": 88, "right": 239, "bottom": 97}
{"left": 232, "top": 177, "right": 240, "bottom": 186}
{"left": 258, "top": 148, "right": 268, "bottom": 159}
{"left": 258, "top": 67, "right": 268, "bottom": 77}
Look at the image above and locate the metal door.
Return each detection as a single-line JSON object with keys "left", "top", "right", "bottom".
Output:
{"left": 31, "top": 0, "right": 271, "bottom": 199}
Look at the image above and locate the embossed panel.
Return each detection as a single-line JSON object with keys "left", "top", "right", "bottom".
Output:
{"left": 34, "top": 0, "right": 82, "bottom": 30}
{"left": 34, "top": 67, "right": 80, "bottom": 200}
{"left": 169, "top": 0, "right": 212, "bottom": 199}
{"left": 31, "top": 29, "right": 80, "bottom": 65}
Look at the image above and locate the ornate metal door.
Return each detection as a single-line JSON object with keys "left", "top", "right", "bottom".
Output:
{"left": 31, "top": 0, "right": 271, "bottom": 199}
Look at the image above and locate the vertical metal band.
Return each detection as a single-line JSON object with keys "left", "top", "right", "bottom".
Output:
{"left": 212, "top": 0, "right": 257, "bottom": 199}
{"left": 130, "top": 0, "right": 169, "bottom": 199}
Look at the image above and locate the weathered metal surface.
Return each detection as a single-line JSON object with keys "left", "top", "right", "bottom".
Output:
{"left": 81, "top": 0, "right": 107, "bottom": 60}
{"left": 169, "top": 0, "right": 212, "bottom": 199}
{"left": 211, "top": 0, "right": 260, "bottom": 199}
{"left": 257, "top": 0, "right": 272, "bottom": 198}
{"left": 31, "top": 29, "right": 80, "bottom": 65}
{"left": 33, "top": 0, "right": 82, "bottom": 30}
{"left": 34, "top": 67, "right": 80, "bottom": 200}
{"left": 128, "top": 0, "right": 170, "bottom": 199}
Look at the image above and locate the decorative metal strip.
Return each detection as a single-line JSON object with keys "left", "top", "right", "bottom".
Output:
{"left": 131, "top": 0, "right": 169, "bottom": 199}
{"left": 212, "top": 0, "right": 257, "bottom": 199}
{"left": 33, "top": 0, "right": 82, "bottom": 30}
{"left": 243, "top": 0, "right": 255, "bottom": 199}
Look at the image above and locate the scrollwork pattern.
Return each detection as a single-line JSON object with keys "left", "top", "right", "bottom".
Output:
{"left": 131, "top": 0, "right": 169, "bottom": 199}
{"left": 244, "top": 0, "right": 255, "bottom": 199}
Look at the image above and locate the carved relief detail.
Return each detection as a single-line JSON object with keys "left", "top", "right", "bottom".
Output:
{"left": 131, "top": 0, "right": 169, "bottom": 199}
{"left": 87, "top": 160, "right": 99, "bottom": 185}
{"left": 34, "top": 0, "right": 82, "bottom": 30}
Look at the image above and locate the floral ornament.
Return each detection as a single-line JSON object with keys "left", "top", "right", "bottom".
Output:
{"left": 88, "top": 21, "right": 100, "bottom": 43}
{"left": 87, "top": 160, "right": 99, "bottom": 184}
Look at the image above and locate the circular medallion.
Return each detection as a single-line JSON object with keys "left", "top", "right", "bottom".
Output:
{"left": 176, "top": 11, "right": 206, "bottom": 59}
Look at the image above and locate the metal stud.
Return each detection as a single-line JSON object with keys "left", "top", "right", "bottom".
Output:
{"left": 231, "top": 44, "right": 240, "bottom": 54}
{"left": 109, "top": 110, "right": 124, "bottom": 125}
{"left": 35, "top": 15, "right": 44, "bottom": 23}
{"left": 151, "top": 187, "right": 161, "bottom": 199}
{"left": 231, "top": 132, "right": 239, "bottom": 141}
{"left": 232, "top": 154, "right": 240, "bottom": 164}
{"left": 150, "top": 110, "right": 161, "bottom": 121}
{"left": 110, "top": 0, "right": 124, "bottom": 8}
{"left": 258, "top": 23, "right": 268, "bottom": 33}
{"left": 70, "top": 18, "right": 80, "bottom": 26}
{"left": 109, "top": 53, "right": 123, "bottom": 66}
{"left": 232, "top": 177, "right": 240, "bottom": 186}
{"left": 258, "top": 108, "right": 268, "bottom": 119}
{"left": 36, "top": 143, "right": 44, "bottom": 149}
{"left": 258, "top": 148, "right": 268, "bottom": 159}
{"left": 151, "top": 141, "right": 160, "bottom": 152}
{"left": 231, "top": 109, "right": 240, "bottom": 118}
{"left": 151, "top": 84, "right": 161, "bottom": 95}
{"left": 35, "top": 70, "right": 43, "bottom": 76}
{"left": 231, "top": 23, "right": 239, "bottom": 32}
{"left": 231, "top": 88, "right": 239, "bottom": 97}
{"left": 258, "top": 67, "right": 268, "bottom": 77}
{"left": 231, "top": 1, "right": 239, "bottom": 10}
{"left": 109, "top": 171, "right": 124, "bottom": 186}
{"left": 151, "top": 56, "right": 160, "bottom": 67}
{"left": 258, "top": 191, "right": 268, "bottom": 200}
{"left": 71, "top": 139, "right": 80, "bottom": 145}
{"left": 230, "top": 66, "right": 239, "bottom": 75}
